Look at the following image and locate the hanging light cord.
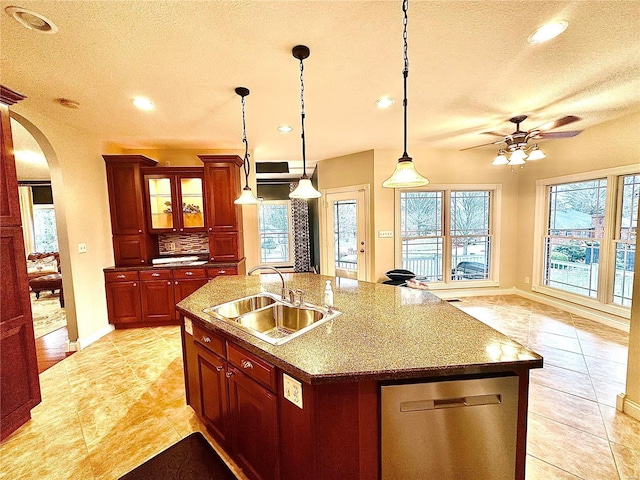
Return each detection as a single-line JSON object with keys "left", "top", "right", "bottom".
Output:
{"left": 402, "top": 0, "right": 409, "bottom": 159}
{"left": 240, "top": 94, "right": 251, "bottom": 187}
{"left": 299, "top": 56, "right": 308, "bottom": 178}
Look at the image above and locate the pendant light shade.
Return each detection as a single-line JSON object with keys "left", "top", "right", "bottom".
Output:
{"left": 526, "top": 146, "right": 546, "bottom": 161}
{"left": 492, "top": 152, "right": 509, "bottom": 166}
{"left": 382, "top": 0, "right": 429, "bottom": 189}
{"left": 289, "top": 45, "right": 322, "bottom": 200}
{"left": 233, "top": 87, "right": 260, "bottom": 205}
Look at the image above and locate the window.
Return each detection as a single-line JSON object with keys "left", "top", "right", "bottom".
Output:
{"left": 537, "top": 169, "right": 638, "bottom": 311}
{"left": 398, "top": 188, "right": 496, "bottom": 284}
{"left": 258, "top": 201, "right": 293, "bottom": 265}
{"left": 33, "top": 204, "right": 58, "bottom": 252}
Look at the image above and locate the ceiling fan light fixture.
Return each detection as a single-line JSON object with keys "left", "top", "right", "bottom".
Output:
{"left": 527, "top": 146, "right": 546, "bottom": 161}
{"left": 382, "top": 0, "right": 429, "bottom": 189}
{"left": 507, "top": 149, "right": 527, "bottom": 165}
{"left": 492, "top": 152, "right": 509, "bottom": 166}
{"left": 528, "top": 21, "right": 568, "bottom": 44}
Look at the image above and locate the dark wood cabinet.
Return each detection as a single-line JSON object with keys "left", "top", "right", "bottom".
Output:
{"left": 142, "top": 168, "right": 205, "bottom": 234}
{"left": 183, "top": 323, "right": 279, "bottom": 480}
{"left": 104, "top": 271, "right": 142, "bottom": 326}
{"left": 140, "top": 269, "right": 175, "bottom": 323}
{"left": 199, "top": 155, "right": 244, "bottom": 261}
{"left": 0, "top": 86, "right": 41, "bottom": 440}
{"left": 229, "top": 368, "right": 279, "bottom": 480}
{"left": 104, "top": 155, "right": 158, "bottom": 266}
{"left": 174, "top": 267, "right": 208, "bottom": 303}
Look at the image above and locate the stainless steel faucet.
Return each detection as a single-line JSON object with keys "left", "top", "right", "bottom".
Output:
{"left": 247, "top": 265, "right": 286, "bottom": 300}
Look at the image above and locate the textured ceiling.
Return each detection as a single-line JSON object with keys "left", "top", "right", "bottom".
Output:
{"left": 3, "top": 0, "right": 639, "bottom": 173}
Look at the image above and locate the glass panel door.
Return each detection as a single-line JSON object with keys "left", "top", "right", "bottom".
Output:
{"left": 180, "top": 177, "right": 204, "bottom": 229}
{"left": 147, "top": 177, "right": 173, "bottom": 230}
{"left": 324, "top": 189, "right": 367, "bottom": 281}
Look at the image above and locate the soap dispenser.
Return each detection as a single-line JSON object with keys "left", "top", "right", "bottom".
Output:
{"left": 324, "top": 280, "right": 334, "bottom": 310}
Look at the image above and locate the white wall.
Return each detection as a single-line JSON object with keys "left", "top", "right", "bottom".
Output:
{"left": 11, "top": 108, "right": 113, "bottom": 344}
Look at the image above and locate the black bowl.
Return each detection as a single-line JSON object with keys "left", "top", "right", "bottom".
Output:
{"left": 385, "top": 269, "right": 416, "bottom": 281}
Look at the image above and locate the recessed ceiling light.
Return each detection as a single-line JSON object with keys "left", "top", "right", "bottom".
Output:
{"left": 132, "top": 97, "right": 155, "bottom": 111}
{"left": 375, "top": 97, "right": 395, "bottom": 109}
{"left": 5, "top": 6, "right": 58, "bottom": 34}
{"left": 528, "top": 21, "right": 568, "bottom": 44}
{"left": 278, "top": 125, "right": 293, "bottom": 133}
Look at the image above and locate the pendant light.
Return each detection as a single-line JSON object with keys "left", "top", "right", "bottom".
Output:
{"left": 234, "top": 87, "right": 261, "bottom": 205}
{"left": 382, "top": 0, "right": 429, "bottom": 188}
{"left": 289, "top": 45, "right": 321, "bottom": 200}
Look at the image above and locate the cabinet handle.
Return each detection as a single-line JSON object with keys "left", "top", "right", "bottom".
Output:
{"left": 140, "top": 260, "right": 145, "bottom": 263}
{"left": 133, "top": 282, "right": 137, "bottom": 287}
{"left": 219, "top": 270, "right": 226, "bottom": 274}
{"left": 241, "top": 359, "right": 254, "bottom": 370}
{"left": 138, "top": 229, "right": 142, "bottom": 233}
{"left": 175, "top": 281, "right": 178, "bottom": 285}
{"left": 208, "top": 227, "right": 213, "bottom": 232}
{"left": 202, "top": 336, "right": 211, "bottom": 343}
{"left": 172, "top": 229, "right": 177, "bottom": 232}
{"left": 210, "top": 257, "right": 215, "bottom": 261}
{"left": 225, "top": 371, "right": 235, "bottom": 378}
{"left": 180, "top": 228, "right": 184, "bottom": 232}
{"left": 185, "top": 271, "right": 193, "bottom": 276}
{"left": 215, "top": 365, "right": 223, "bottom": 372}
{"left": 167, "top": 281, "right": 171, "bottom": 286}
{"left": 152, "top": 273, "right": 160, "bottom": 277}
{"left": 116, "top": 274, "right": 126, "bottom": 279}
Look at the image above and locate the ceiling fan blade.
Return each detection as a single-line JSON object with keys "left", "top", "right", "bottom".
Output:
{"left": 535, "top": 130, "right": 583, "bottom": 139}
{"left": 532, "top": 115, "right": 581, "bottom": 132}
{"left": 481, "top": 131, "right": 510, "bottom": 137}
{"left": 460, "top": 139, "right": 505, "bottom": 151}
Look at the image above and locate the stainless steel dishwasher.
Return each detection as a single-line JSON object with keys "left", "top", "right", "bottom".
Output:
{"left": 381, "top": 375, "right": 519, "bottom": 480}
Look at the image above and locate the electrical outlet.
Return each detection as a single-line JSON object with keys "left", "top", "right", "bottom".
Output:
{"left": 78, "top": 243, "right": 87, "bottom": 253}
{"left": 167, "top": 242, "right": 176, "bottom": 251}
{"left": 283, "top": 373, "right": 303, "bottom": 409}
{"left": 524, "top": 276, "right": 530, "bottom": 284}
{"left": 378, "top": 230, "right": 393, "bottom": 238}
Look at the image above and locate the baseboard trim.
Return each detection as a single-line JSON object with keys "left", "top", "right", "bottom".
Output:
{"left": 73, "top": 323, "right": 115, "bottom": 350}
{"left": 430, "top": 287, "right": 515, "bottom": 300}
{"left": 617, "top": 394, "right": 640, "bottom": 421}
{"left": 515, "top": 289, "right": 630, "bottom": 332}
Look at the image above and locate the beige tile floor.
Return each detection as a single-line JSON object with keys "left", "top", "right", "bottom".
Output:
{"left": 0, "top": 295, "right": 637, "bottom": 479}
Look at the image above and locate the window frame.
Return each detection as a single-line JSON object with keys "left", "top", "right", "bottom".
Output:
{"left": 532, "top": 165, "right": 638, "bottom": 319}
{"left": 257, "top": 200, "right": 294, "bottom": 267}
{"left": 395, "top": 184, "right": 501, "bottom": 289}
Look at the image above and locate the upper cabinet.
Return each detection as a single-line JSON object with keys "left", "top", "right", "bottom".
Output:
{"left": 198, "top": 155, "right": 244, "bottom": 261}
{"left": 143, "top": 168, "right": 205, "bottom": 233}
{"left": 103, "top": 155, "right": 159, "bottom": 266}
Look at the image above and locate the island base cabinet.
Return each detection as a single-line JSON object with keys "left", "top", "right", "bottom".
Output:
{"left": 196, "top": 343, "right": 231, "bottom": 450}
{"left": 229, "top": 369, "right": 279, "bottom": 480}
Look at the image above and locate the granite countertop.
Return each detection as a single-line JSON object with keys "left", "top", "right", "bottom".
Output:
{"left": 176, "top": 273, "right": 543, "bottom": 384}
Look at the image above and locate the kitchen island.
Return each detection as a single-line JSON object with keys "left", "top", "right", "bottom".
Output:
{"left": 176, "top": 273, "right": 543, "bottom": 480}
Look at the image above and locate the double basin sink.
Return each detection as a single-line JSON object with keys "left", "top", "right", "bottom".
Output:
{"left": 203, "top": 293, "right": 340, "bottom": 345}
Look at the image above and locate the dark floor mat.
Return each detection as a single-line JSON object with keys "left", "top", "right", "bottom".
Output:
{"left": 119, "top": 432, "right": 237, "bottom": 480}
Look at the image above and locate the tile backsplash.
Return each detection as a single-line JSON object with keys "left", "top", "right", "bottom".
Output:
{"left": 158, "top": 233, "right": 209, "bottom": 255}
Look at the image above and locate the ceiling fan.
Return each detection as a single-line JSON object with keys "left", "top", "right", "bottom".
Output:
{"left": 461, "top": 114, "right": 582, "bottom": 166}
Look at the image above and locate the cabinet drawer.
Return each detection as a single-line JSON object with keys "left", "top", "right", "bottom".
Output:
{"left": 105, "top": 271, "right": 139, "bottom": 283}
{"left": 193, "top": 323, "right": 225, "bottom": 358}
{"left": 207, "top": 267, "right": 238, "bottom": 278}
{"left": 228, "top": 343, "right": 277, "bottom": 392}
{"left": 140, "top": 269, "right": 172, "bottom": 280}
{"left": 173, "top": 268, "right": 206, "bottom": 279}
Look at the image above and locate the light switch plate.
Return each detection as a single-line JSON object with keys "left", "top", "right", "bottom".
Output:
{"left": 378, "top": 230, "right": 393, "bottom": 238}
{"left": 283, "top": 373, "right": 303, "bottom": 409}
{"left": 78, "top": 243, "right": 87, "bottom": 253}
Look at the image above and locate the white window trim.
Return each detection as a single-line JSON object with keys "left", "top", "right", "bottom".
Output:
{"left": 394, "top": 184, "right": 501, "bottom": 289}
{"left": 532, "top": 165, "right": 638, "bottom": 319}
{"left": 258, "top": 200, "right": 294, "bottom": 267}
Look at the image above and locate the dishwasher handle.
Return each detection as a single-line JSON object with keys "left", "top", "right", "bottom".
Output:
{"left": 400, "top": 393, "right": 502, "bottom": 412}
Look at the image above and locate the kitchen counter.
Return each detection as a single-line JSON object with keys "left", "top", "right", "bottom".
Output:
{"left": 103, "top": 259, "right": 242, "bottom": 272}
{"left": 176, "top": 272, "right": 542, "bottom": 384}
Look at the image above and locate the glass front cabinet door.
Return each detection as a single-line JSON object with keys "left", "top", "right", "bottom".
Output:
{"left": 145, "top": 170, "right": 205, "bottom": 233}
